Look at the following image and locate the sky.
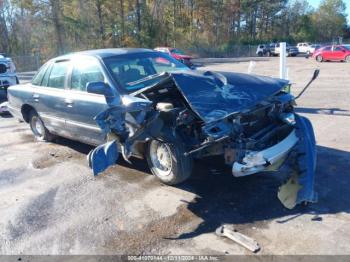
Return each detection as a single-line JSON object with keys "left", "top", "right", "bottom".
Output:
{"left": 307, "top": 0, "right": 350, "bottom": 23}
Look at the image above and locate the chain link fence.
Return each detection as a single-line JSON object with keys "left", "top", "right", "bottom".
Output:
{"left": 11, "top": 54, "right": 41, "bottom": 73}
{"left": 186, "top": 45, "right": 259, "bottom": 58}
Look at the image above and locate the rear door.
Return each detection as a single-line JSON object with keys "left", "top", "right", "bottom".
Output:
{"left": 64, "top": 56, "right": 108, "bottom": 145}
{"left": 32, "top": 59, "right": 73, "bottom": 138}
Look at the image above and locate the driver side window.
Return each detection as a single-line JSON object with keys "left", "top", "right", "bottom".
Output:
{"left": 71, "top": 58, "right": 105, "bottom": 91}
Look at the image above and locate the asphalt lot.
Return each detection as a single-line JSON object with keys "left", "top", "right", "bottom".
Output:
{"left": 0, "top": 56, "right": 350, "bottom": 255}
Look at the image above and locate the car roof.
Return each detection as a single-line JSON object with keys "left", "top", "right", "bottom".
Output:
{"left": 52, "top": 48, "right": 155, "bottom": 61}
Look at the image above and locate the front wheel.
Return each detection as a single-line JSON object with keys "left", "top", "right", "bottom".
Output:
{"left": 316, "top": 55, "right": 323, "bottom": 62}
{"left": 29, "top": 110, "right": 55, "bottom": 141}
{"left": 146, "top": 139, "right": 192, "bottom": 185}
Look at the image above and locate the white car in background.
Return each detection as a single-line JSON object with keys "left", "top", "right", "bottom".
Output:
{"left": 297, "top": 43, "right": 311, "bottom": 53}
{"left": 297, "top": 43, "right": 321, "bottom": 55}
{"left": 0, "top": 54, "right": 19, "bottom": 98}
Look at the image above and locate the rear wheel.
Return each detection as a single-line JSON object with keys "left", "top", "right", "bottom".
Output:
{"left": 316, "top": 55, "right": 323, "bottom": 62}
{"left": 146, "top": 139, "right": 192, "bottom": 185}
{"left": 29, "top": 110, "right": 55, "bottom": 142}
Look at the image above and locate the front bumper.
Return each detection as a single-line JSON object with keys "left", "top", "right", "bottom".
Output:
{"left": 7, "top": 104, "right": 23, "bottom": 120}
{"left": 232, "top": 129, "right": 298, "bottom": 177}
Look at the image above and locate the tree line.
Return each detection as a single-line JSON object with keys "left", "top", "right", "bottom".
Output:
{"left": 0, "top": 0, "right": 349, "bottom": 60}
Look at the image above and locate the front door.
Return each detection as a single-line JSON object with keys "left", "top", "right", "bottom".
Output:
{"left": 332, "top": 46, "right": 346, "bottom": 60}
{"left": 64, "top": 56, "right": 109, "bottom": 145}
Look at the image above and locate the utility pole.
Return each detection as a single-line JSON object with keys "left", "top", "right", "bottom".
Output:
{"left": 173, "top": 0, "right": 176, "bottom": 47}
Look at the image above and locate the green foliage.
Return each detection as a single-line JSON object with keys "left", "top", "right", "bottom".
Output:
{"left": 0, "top": 0, "right": 349, "bottom": 59}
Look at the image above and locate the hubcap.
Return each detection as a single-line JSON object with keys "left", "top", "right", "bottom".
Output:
{"left": 32, "top": 116, "right": 44, "bottom": 137}
{"left": 150, "top": 141, "right": 172, "bottom": 177}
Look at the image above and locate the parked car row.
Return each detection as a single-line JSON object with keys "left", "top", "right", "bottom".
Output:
{"left": 256, "top": 42, "right": 350, "bottom": 62}
{"left": 256, "top": 43, "right": 299, "bottom": 57}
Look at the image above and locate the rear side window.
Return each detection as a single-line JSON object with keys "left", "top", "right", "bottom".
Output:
{"left": 323, "top": 46, "right": 331, "bottom": 51}
{"left": 71, "top": 58, "right": 105, "bottom": 91}
{"left": 47, "top": 61, "right": 70, "bottom": 89}
{"left": 32, "top": 62, "right": 50, "bottom": 86}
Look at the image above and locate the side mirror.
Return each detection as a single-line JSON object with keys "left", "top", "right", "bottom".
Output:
{"left": 86, "top": 81, "right": 108, "bottom": 95}
{"left": 312, "top": 69, "right": 320, "bottom": 80}
{"left": 0, "top": 64, "right": 7, "bottom": 74}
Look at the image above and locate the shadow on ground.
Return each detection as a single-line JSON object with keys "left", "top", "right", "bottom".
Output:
{"left": 42, "top": 136, "right": 350, "bottom": 239}
{"left": 172, "top": 145, "right": 350, "bottom": 239}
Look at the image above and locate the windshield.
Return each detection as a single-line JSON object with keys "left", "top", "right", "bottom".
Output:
{"left": 343, "top": 45, "right": 350, "bottom": 51}
{"left": 104, "top": 52, "right": 189, "bottom": 92}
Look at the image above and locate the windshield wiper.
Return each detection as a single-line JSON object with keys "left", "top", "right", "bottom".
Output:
{"left": 126, "top": 72, "right": 166, "bottom": 86}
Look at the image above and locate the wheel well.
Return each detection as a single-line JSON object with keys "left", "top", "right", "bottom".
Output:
{"left": 21, "top": 104, "right": 35, "bottom": 123}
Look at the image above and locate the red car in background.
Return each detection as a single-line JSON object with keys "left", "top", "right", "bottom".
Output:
{"left": 154, "top": 47, "right": 194, "bottom": 67}
{"left": 312, "top": 45, "right": 350, "bottom": 62}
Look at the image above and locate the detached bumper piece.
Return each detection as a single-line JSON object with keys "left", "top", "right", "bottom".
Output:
{"left": 231, "top": 113, "right": 317, "bottom": 209}
{"left": 278, "top": 114, "right": 318, "bottom": 209}
{"left": 232, "top": 129, "right": 299, "bottom": 177}
{"left": 88, "top": 140, "right": 118, "bottom": 176}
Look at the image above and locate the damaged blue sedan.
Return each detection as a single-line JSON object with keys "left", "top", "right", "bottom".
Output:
{"left": 7, "top": 48, "right": 318, "bottom": 209}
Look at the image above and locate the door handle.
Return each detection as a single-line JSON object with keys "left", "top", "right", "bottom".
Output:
{"left": 64, "top": 99, "right": 74, "bottom": 107}
{"left": 32, "top": 93, "right": 40, "bottom": 102}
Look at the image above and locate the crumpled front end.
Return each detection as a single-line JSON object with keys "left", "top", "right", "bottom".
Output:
{"left": 87, "top": 70, "right": 317, "bottom": 209}
{"left": 232, "top": 129, "right": 299, "bottom": 177}
{"left": 230, "top": 113, "right": 317, "bottom": 209}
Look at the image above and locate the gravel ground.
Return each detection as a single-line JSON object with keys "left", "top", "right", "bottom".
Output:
{"left": 0, "top": 56, "right": 350, "bottom": 255}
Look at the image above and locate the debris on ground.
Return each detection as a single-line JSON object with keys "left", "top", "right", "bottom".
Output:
{"left": 215, "top": 224, "right": 261, "bottom": 253}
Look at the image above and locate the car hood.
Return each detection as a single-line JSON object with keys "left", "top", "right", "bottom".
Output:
{"left": 170, "top": 70, "right": 289, "bottom": 123}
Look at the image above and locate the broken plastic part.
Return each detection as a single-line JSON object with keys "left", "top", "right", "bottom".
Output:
{"left": 278, "top": 171, "right": 302, "bottom": 209}
{"left": 232, "top": 130, "right": 299, "bottom": 177}
{"left": 88, "top": 140, "right": 118, "bottom": 176}
{"left": 278, "top": 114, "right": 317, "bottom": 209}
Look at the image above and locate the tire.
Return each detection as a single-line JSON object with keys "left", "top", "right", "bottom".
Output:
{"left": 346, "top": 56, "right": 350, "bottom": 63}
{"left": 316, "top": 55, "right": 323, "bottom": 62}
{"left": 146, "top": 139, "right": 193, "bottom": 185}
{"left": 29, "top": 110, "right": 55, "bottom": 142}
{"left": 257, "top": 51, "right": 263, "bottom": 57}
